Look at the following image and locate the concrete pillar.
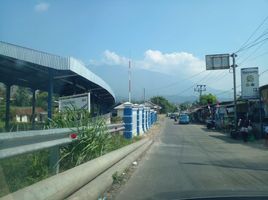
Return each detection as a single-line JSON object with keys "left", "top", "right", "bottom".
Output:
{"left": 144, "top": 107, "right": 147, "bottom": 132}
{"left": 142, "top": 105, "right": 146, "bottom": 133}
{"left": 149, "top": 109, "right": 152, "bottom": 126}
{"left": 47, "top": 70, "right": 59, "bottom": 174}
{"left": 135, "top": 104, "right": 140, "bottom": 136}
{"left": 123, "top": 102, "right": 133, "bottom": 139}
{"left": 48, "top": 69, "right": 54, "bottom": 120}
{"left": 139, "top": 105, "right": 144, "bottom": 135}
{"left": 150, "top": 109, "right": 153, "bottom": 126}
{"left": 132, "top": 105, "right": 138, "bottom": 137}
{"left": 5, "top": 83, "right": 11, "bottom": 131}
{"left": 145, "top": 107, "right": 149, "bottom": 131}
{"left": 153, "top": 110, "right": 156, "bottom": 124}
{"left": 148, "top": 108, "right": 151, "bottom": 129}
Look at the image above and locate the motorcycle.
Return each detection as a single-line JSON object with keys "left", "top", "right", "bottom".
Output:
{"left": 206, "top": 119, "right": 216, "bottom": 129}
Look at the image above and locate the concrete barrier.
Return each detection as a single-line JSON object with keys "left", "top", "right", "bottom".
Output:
{"left": 1, "top": 138, "right": 149, "bottom": 200}
{"left": 66, "top": 139, "right": 153, "bottom": 200}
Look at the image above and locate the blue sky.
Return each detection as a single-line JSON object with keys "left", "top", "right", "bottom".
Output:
{"left": 1, "top": 0, "right": 268, "bottom": 99}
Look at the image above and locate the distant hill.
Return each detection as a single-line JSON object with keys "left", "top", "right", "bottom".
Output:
{"left": 88, "top": 64, "right": 232, "bottom": 104}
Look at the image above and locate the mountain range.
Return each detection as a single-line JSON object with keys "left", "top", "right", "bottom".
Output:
{"left": 89, "top": 65, "right": 232, "bottom": 104}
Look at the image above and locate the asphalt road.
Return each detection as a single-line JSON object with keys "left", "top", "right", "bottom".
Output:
{"left": 116, "top": 118, "right": 268, "bottom": 200}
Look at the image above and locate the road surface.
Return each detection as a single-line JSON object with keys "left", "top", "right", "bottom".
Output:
{"left": 116, "top": 118, "right": 268, "bottom": 200}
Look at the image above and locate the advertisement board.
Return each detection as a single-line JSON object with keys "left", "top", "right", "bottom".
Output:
{"left": 205, "top": 54, "right": 230, "bottom": 70}
{"left": 241, "top": 67, "right": 259, "bottom": 99}
{"left": 59, "top": 93, "right": 90, "bottom": 112}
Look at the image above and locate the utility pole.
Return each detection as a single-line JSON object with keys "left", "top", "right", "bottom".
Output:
{"left": 194, "top": 84, "right": 206, "bottom": 103}
{"left": 231, "top": 53, "right": 238, "bottom": 131}
{"left": 128, "top": 60, "right": 131, "bottom": 103}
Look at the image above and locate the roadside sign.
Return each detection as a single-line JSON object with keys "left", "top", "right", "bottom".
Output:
{"left": 59, "top": 93, "right": 91, "bottom": 112}
{"left": 205, "top": 54, "right": 230, "bottom": 70}
{"left": 241, "top": 67, "right": 259, "bottom": 99}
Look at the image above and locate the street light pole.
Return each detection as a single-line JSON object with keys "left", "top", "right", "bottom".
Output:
{"left": 231, "top": 53, "right": 238, "bottom": 131}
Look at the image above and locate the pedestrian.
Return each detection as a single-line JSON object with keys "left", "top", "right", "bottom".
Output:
{"left": 241, "top": 117, "right": 250, "bottom": 142}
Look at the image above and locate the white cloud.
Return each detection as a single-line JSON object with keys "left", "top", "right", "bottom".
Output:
{"left": 141, "top": 49, "right": 204, "bottom": 75}
{"left": 34, "top": 2, "right": 50, "bottom": 12}
{"left": 97, "top": 49, "right": 205, "bottom": 77}
{"left": 103, "top": 50, "right": 128, "bottom": 66}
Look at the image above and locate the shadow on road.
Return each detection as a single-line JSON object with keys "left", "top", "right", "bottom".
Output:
{"left": 144, "top": 190, "right": 268, "bottom": 200}
{"left": 200, "top": 127, "right": 267, "bottom": 151}
{"left": 181, "top": 161, "right": 268, "bottom": 172}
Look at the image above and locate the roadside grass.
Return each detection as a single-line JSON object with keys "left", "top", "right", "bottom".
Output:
{"left": 0, "top": 108, "right": 143, "bottom": 197}
{"left": 0, "top": 121, "right": 4, "bottom": 132}
{"left": 0, "top": 150, "right": 50, "bottom": 197}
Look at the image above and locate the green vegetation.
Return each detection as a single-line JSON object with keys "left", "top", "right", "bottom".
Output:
{"left": 179, "top": 102, "right": 192, "bottom": 111}
{"left": 0, "top": 151, "right": 50, "bottom": 197}
{"left": 150, "top": 96, "right": 177, "bottom": 114}
{"left": 111, "top": 116, "right": 123, "bottom": 124}
{"left": 36, "top": 91, "right": 48, "bottom": 110}
{"left": 112, "top": 171, "right": 124, "bottom": 184}
{"left": 0, "top": 108, "right": 140, "bottom": 197}
{"left": 13, "top": 86, "right": 31, "bottom": 107}
{"left": 199, "top": 93, "right": 217, "bottom": 105}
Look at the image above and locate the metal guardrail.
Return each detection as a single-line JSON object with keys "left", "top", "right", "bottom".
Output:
{"left": 0, "top": 123, "right": 125, "bottom": 160}
{"left": 0, "top": 138, "right": 150, "bottom": 200}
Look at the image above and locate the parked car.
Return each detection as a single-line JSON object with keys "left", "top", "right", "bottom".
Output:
{"left": 179, "top": 114, "right": 190, "bottom": 124}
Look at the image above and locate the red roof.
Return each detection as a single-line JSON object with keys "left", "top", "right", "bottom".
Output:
{"left": 14, "top": 107, "right": 46, "bottom": 115}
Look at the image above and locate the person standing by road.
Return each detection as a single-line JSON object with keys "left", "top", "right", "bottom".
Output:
{"left": 240, "top": 117, "right": 251, "bottom": 142}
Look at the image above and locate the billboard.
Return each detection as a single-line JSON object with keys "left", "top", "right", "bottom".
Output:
{"left": 241, "top": 67, "right": 259, "bottom": 99}
{"left": 205, "top": 54, "right": 230, "bottom": 70}
{"left": 59, "top": 93, "right": 90, "bottom": 112}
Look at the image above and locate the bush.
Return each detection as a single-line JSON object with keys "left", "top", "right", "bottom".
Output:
{"left": 0, "top": 151, "right": 50, "bottom": 197}
{"left": 111, "top": 116, "right": 123, "bottom": 124}
{"left": 0, "top": 107, "right": 140, "bottom": 197}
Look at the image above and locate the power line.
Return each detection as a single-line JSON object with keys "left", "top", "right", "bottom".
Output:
{"left": 194, "top": 84, "right": 206, "bottom": 102}
{"left": 150, "top": 69, "right": 207, "bottom": 91}
{"left": 260, "top": 69, "right": 268, "bottom": 76}
{"left": 239, "top": 30, "right": 268, "bottom": 53}
{"left": 205, "top": 70, "right": 229, "bottom": 84}
{"left": 247, "top": 49, "right": 268, "bottom": 62}
{"left": 236, "top": 15, "right": 268, "bottom": 53}
{"left": 236, "top": 37, "right": 268, "bottom": 54}
{"left": 237, "top": 41, "right": 266, "bottom": 65}
{"left": 216, "top": 69, "right": 268, "bottom": 97}
{"left": 175, "top": 71, "right": 212, "bottom": 96}
{"left": 215, "top": 84, "right": 241, "bottom": 96}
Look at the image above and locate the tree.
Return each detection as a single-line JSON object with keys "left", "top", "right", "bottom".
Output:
{"left": 150, "top": 96, "right": 177, "bottom": 114}
{"left": 14, "top": 86, "right": 31, "bottom": 106}
{"left": 179, "top": 102, "right": 190, "bottom": 111}
{"left": 36, "top": 91, "right": 48, "bottom": 110}
{"left": 199, "top": 93, "right": 217, "bottom": 105}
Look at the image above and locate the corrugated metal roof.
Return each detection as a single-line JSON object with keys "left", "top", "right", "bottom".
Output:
{"left": 0, "top": 41, "right": 115, "bottom": 101}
